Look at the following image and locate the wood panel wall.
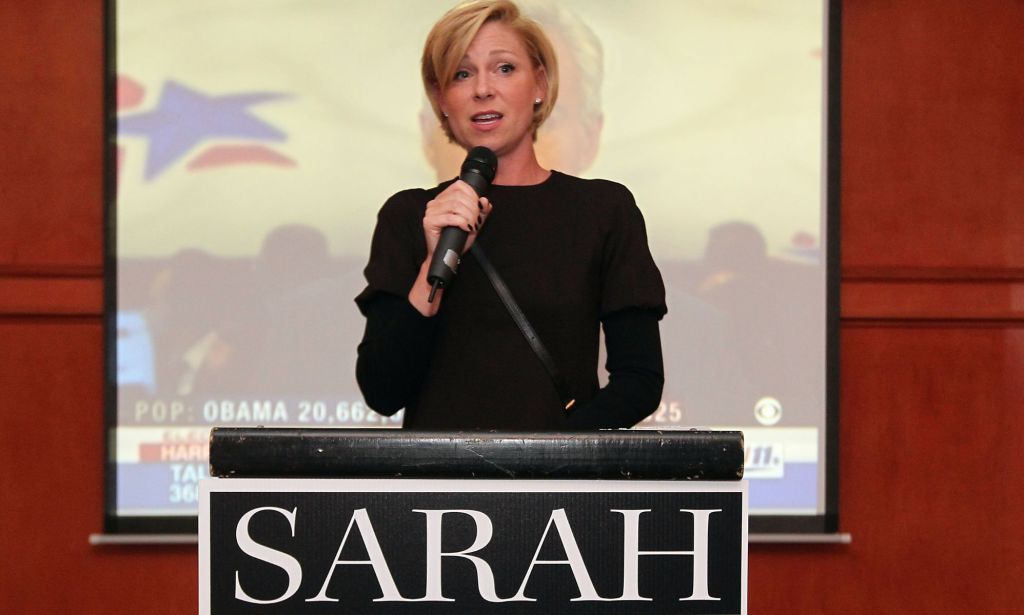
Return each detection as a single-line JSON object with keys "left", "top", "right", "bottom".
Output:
{"left": 1, "top": 1, "right": 1022, "bottom": 613}
{"left": 749, "top": 1, "right": 1024, "bottom": 612}
{"left": 0, "top": 2, "right": 197, "bottom": 612}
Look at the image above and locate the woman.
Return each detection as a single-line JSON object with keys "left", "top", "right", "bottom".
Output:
{"left": 355, "top": 0, "right": 666, "bottom": 430}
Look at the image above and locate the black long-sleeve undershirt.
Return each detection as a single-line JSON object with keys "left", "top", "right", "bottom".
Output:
{"left": 565, "top": 307, "right": 664, "bottom": 429}
{"left": 355, "top": 294, "right": 438, "bottom": 415}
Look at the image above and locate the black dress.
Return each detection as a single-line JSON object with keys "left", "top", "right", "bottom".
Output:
{"left": 355, "top": 171, "right": 667, "bottom": 430}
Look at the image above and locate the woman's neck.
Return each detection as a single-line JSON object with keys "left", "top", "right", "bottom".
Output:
{"left": 492, "top": 144, "right": 550, "bottom": 186}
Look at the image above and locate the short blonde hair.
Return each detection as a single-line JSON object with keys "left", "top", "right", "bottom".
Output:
{"left": 422, "top": 0, "right": 559, "bottom": 143}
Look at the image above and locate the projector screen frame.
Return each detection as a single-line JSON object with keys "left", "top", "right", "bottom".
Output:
{"left": 101, "top": 0, "right": 843, "bottom": 538}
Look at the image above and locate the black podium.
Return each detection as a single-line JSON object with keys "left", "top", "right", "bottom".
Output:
{"left": 200, "top": 429, "right": 748, "bottom": 614}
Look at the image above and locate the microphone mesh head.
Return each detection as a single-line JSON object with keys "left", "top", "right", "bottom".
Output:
{"left": 462, "top": 146, "right": 498, "bottom": 183}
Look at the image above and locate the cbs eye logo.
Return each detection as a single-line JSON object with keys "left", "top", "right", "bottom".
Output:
{"left": 754, "top": 397, "right": 782, "bottom": 426}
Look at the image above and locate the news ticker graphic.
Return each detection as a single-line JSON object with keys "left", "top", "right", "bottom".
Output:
{"left": 121, "top": 396, "right": 404, "bottom": 428}
{"left": 200, "top": 479, "right": 747, "bottom": 615}
{"left": 736, "top": 427, "right": 819, "bottom": 515}
{"left": 115, "top": 423, "right": 816, "bottom": 516}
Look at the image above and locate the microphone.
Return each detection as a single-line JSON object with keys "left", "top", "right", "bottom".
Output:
{"left": 427, "top": 146, "right": 498, "bottom": 302}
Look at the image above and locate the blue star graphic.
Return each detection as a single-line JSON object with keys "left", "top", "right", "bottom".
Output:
{"left": 119, "top": 80, "right": 292, "bottom": 180}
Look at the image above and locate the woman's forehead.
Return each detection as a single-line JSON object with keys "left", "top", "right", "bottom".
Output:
{"left": 464, "top": 22, "right": 529, "bottom": 59}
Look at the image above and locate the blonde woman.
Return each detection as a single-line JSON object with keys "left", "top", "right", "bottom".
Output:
{"left": 356, "top": 0, "right": 665, "bottom": 430}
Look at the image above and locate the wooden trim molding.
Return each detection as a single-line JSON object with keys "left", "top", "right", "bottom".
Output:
{"left": 0, "top": 274, "right": 103, "bottom": 317}
{"left": 0, "top": 264, "right": 103, "bottom": 278}
{"left": 842, "top": 267, "right": 1024, "bottom": 323}
{"left": 843, "top": 266, "right": 1024, "bottom": 283}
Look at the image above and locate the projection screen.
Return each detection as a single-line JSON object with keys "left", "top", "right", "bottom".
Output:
{"left": 106, "top": 0, "right": 840, "bottom": 535}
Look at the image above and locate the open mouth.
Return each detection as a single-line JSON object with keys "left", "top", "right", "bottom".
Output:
{"left": 472, "top": 112, "right": 503, "bottom": 125}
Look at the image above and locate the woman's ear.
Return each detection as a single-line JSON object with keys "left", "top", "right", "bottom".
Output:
{"left": 429, "top": 84, "right": 446, "bottom": 118}
{"left": 534, "top": 66, "right": 549, "bottom": 103}
{"left": 428, "top": 83, "right": 444, "bottom": 117}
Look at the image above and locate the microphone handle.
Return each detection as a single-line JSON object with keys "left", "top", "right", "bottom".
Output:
{"left": 427, "top": 226, "right": 469, "bottom": 300}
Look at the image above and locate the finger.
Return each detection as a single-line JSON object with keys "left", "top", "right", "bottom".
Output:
{"left": 450, "top": 200, "right": 484, "bottom": 226}
{"left": 447, "top": 180, "right": 481, "bottom": 202}
{"left": 477, "top": 197, "right": 492, "bottom": 228}
{"left": 427, "top": 213, "right": 474, "bottom": 234}
{"left": 425, "top": 203, "right": 478, "bottom": 231}
{"left": 429, "top": 192, "right": 478, "bottom": 218}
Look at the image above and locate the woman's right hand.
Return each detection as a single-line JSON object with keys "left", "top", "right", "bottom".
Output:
{"left": 409, "top": 180, "right": 494, "bottom": 317}
{"left": 422, "top": 180, "right": 492, "bottom": 257}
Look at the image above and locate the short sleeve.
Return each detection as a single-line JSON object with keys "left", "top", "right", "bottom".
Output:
{"left": 599, "top": 185, "right": 667, "bottom": 319}
{"left": 354, "top": 190, "right": 428, "bottom": 315}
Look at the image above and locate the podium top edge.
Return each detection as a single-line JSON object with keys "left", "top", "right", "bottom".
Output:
{"left": 208, "top": 428, "right": 745, "bottom": 481}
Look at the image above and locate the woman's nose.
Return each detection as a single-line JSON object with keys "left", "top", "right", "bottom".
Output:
{"left": 473, "top": 74, "right": 493, "bottom": 100}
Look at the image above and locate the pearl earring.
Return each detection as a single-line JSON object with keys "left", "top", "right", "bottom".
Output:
{"left": 534, "top": 98, "right": 542, "bottom": 104}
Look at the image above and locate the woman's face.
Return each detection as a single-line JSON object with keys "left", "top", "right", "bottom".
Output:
{"left": 438, "top": 21, "right": 546, "bottom": 160}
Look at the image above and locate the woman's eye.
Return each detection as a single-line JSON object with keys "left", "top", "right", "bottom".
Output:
{"left": 497, "top": 63, "right": 515, "bottom": 74}
{"left": 454, "top": 69, "right": 470, "bottom": 81}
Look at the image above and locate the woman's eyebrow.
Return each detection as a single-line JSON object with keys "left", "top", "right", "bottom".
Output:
{"left": 462, "top": 48, "right": 519, "bottom": 62}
